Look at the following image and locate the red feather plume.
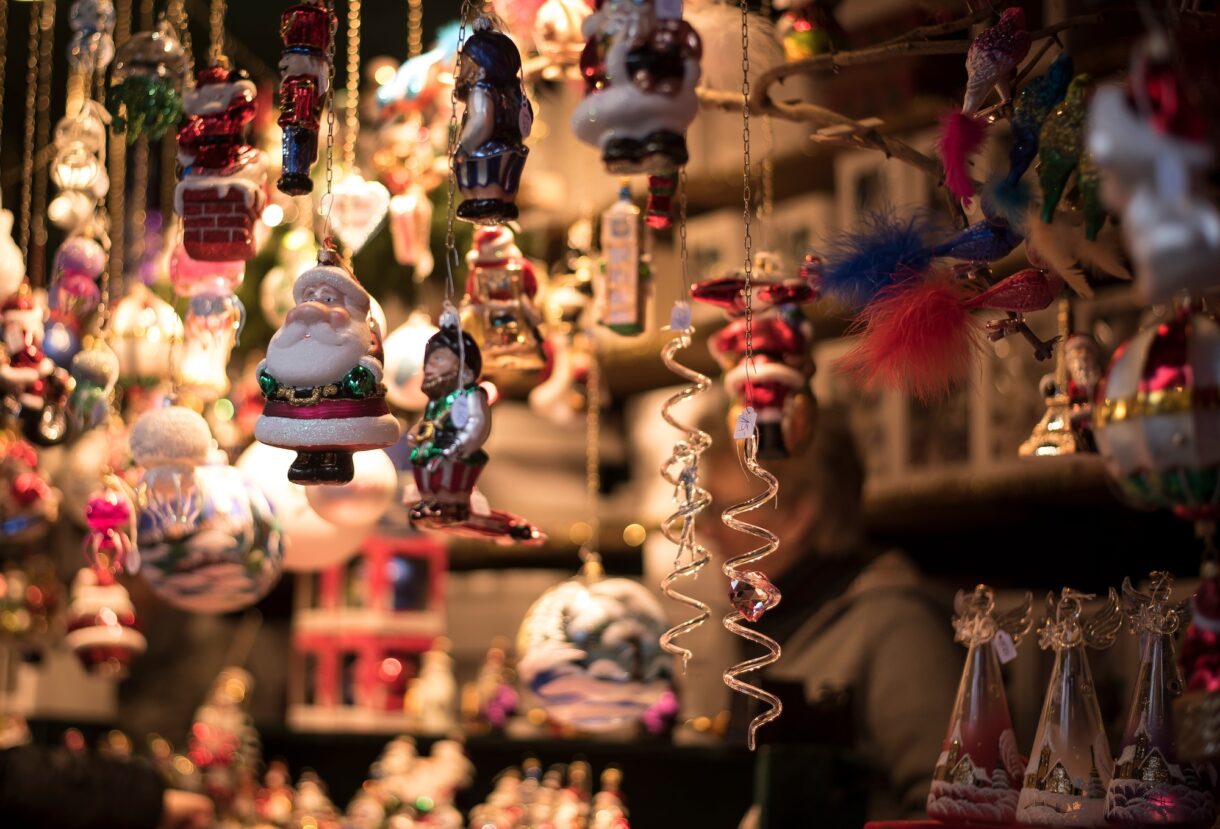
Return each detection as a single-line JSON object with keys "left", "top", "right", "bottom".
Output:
{"left": 836, "top": 274, "right": 982, "bottom": 401}
{"left": 938, "top": 111, "right": 989, "bottom": 204}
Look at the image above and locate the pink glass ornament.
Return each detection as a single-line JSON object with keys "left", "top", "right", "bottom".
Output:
{"left": 728, "top": 571, "right": 780, "bottom": 623}
{"left": 82, "top": 479, "right": 136, "bottom": 576}
{"left": 168, "top": 242, "right": 245, "bottom": 298}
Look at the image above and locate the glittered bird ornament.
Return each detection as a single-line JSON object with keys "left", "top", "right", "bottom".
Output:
{"left": 1038, "top": 74, "right": 1093, "bottom": 223}
{"left": 983, "top": 52, "right": 1074, "bottom": 224}
{"left": 938, "top": 7, "right": 1031, "bottom": 203}
{"left": 1078, "top": 151, "right": 1106, "bottom": 241}
{"left": 931, "top": 218, "right": 1024, "bottom": 264}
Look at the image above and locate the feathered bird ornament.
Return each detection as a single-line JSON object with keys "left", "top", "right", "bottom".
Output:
{"left": 1038, "top": 73, "right": 1094, "bottom": 222}
{"left": 983, "top": 52, "right": 1074, "bottom": 224}
{"left": 938, "top": 7, "right": 1031, "bottom": 204}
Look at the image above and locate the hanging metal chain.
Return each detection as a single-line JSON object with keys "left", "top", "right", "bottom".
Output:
{"left": 443, "top": 0, "right": 475, "bottom": 304}
{"left": 407, "top": 0, "right": 423, "bottom": 59}
{"left": 581, "top": 341, "right": 601, "bottom": 567}
{"left": 109, "top": 0, "right": 134, "bottom": 286}
{"left": 168, "top": 0, "right": 194, "bottom": 77}
{"left": 342, "top": 0, "right": 362, "bottom": 173}
{"left": 28, "top": 0, "right": 57, "bottom": 286}
{"left": 0, "top": 0, "right": 8, "bottom": 161}
{"left": 739, "top": 0, "right": 755, "bottom": 385}
{"left": 18, "top": 1, "right": 42, "bottom": 263}
{"left": 208, "top": 0, "right": 227, "bottom": 66}
{"left": 319, "top": 0, "right": 337, "bottom": 246}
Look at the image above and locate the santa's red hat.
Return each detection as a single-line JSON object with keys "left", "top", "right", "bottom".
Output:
{"left": 293, "top": 248, "right": 371, "bottom": 317}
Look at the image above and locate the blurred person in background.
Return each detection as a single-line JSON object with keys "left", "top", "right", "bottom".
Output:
{"left": 704, "top": 405, "right": 961, "bottom": 822}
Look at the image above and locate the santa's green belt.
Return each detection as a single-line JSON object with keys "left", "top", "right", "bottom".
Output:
{"left": 258, "top": 366, "right": 390, "bottom": 419}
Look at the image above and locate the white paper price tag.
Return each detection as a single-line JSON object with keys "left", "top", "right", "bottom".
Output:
{"left": 992, "top": 629, "right": 1018, "bottom": 664}
{"left": 655, "top": 0, "right": 682, "bottom": 19}
{"left": 452, "top": 393, "right": 470, "bottom": 428}
{"left": 733, "top": 407, "right": 757, "bottom": 440}
{"left": 670, "top": 302, "right": 692, "bottom": 332}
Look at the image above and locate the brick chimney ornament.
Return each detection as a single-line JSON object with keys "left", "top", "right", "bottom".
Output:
{"left": 175, "top": 65, "right": 268, "bottom": 262}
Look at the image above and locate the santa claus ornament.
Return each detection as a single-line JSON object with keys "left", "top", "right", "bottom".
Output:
{"left": 405, "top": 317, "right": 542, "bottom": 544}
{"left": 0, "top": 287, "right": 71, "bottom": 447}
{"left": 64, "top": 567, "right": 146, "bottom": 678}
{"left": 175, "top": 65, "right": 267, "bottom": 262}
{"left": 463, "top": 225, "right": 545, "bottom": 372}
{"left": 691, "top": 254, "right": 816, "bottom": 459}
{"left": 453, "top": 17, "right": 533, "bottom": 225}
{"left": 572, "top": 0, "right": 702, "bottom": 177}
{"left": 277, "top": 2, "right": 336, "bottom": 195}
{"left": 256, "top": 248, "right": 400, "bottom": 485}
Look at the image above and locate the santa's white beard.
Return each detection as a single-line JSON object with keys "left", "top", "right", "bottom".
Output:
{"left": 264, "top": 319, "right": 370, "bottom": 387}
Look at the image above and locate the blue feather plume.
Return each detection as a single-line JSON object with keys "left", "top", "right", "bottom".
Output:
{"left": 821, "top": 212, "right": 933, "bottom": 309}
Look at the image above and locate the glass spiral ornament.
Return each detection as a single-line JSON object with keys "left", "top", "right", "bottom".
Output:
{"left": 721, "top": 431, "right": 783, "bottom": 750}
{"left": 658, "top": 302, "right": 712, "bottom": 670}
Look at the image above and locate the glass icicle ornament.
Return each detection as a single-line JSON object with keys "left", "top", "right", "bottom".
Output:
{"left": 1104, "top": 573, "right": 1217, "bottom": 827}
{"left": 1017, "top": 589, "right": 1122, "bottom": 827}
{"left": 927, "top": 585, "right": 1033, "bottom": 823}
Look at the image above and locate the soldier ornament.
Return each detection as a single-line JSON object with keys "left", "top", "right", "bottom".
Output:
{"left": 277, "top": 2, "right": 336, "bottom": 196}
{"left": 256, "top": 249, "right": 400, "bottom": 485}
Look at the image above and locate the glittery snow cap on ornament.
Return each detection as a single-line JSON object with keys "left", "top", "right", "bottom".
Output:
{"left": 255, "top": 249, "right": 399, "bottom": 486}
{"left": 64, "top": 567, "right": 146, "bottom": 678}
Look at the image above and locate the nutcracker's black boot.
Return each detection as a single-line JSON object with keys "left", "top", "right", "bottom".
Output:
{"left": 289, "top": 450, "right": 355, "bottom": 485}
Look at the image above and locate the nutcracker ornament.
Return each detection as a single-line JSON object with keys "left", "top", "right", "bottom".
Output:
{"left": 256, "top": 249, "right": 400, "bottom": 485}
{"left": 0, "top": 287, "right": 71, "bottom": 447}
{"left": 463, "top": 225, "right": 545, "bottom": 372}
{"left": 691, "top": 253, "right": 816, "bottom": 459}
{"left": 572, "top": 0, "right": 702, "bottom": 176}
{"left": 453, "top": 17, "right": 533, "bottom": 225}
{"left": 405, "top": 319, "right": 542, "bottom": 543}
{"left": 937, "top": 7, "right": 1031, "bottom": 204}
{"left": 1105, "top": 573, "right": 1216, "bottom": 827}
{"left": 927, "top": 585, "right": 1033, "bottom": 823}
{"left": 277, "top": 2, "right": 336, "bottom": 196}
{"left": 107, "top": 17, "right": 188, "bottom": 142}
{"left": 64, "top": 567, "right": 146, "bottom": 678}
{"left": 1017, "top": 589, "right": 1121, "bottom": 827}
{"left": 175, "top": 65, "right": 267, "bottom": 262}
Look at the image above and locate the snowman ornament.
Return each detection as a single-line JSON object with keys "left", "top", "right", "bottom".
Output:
{"left": 255, "top": 248, "right": 400, "bottom": 485}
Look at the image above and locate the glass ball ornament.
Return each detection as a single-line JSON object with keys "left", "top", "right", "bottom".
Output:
{"left": 64, "top": 567, "right": 146, "bottom": 677}
{"left": 107, "top": 19, "right": 188, "bottom": 142}
{"left": 516, "top": 562, "right": 674, "bottom": 731}
{"left": 304, "top": 449, "right": 397, "bottom": 529}
{"left": 235, "top": 442, "right": 369, "bottom": 571}
{"left": 1095, "top": 302, "right": 1220, "bottom": 522}
{"left": 168, "top": 242, "right": 244, "bottom": 298}
{"left": 382, "top": 312, "right": 439, "bottom": 410}
{"left": 109, "top": 283, "right": 184, "bottom": 386}
{"left": 138, "top": 462, "right": 284, "bottom": 614}
{"left": 130, "top": 405, "right": 213, "bottom": 541}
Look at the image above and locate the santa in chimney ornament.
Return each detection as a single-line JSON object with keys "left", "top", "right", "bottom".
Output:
{"left": 255, "top": 247, "right": 400, "bottom": 485}
{"left": 276, "top": 2, "right": 335, "bottom": 196}
{"left": 406, "top": 317, "right": 542, "bottom": 544}
{"left": 0, "top": 286, "right": 70, "bottom": 447}
{"left": 175, "top": 65, "right": 267, "bottom": 262}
